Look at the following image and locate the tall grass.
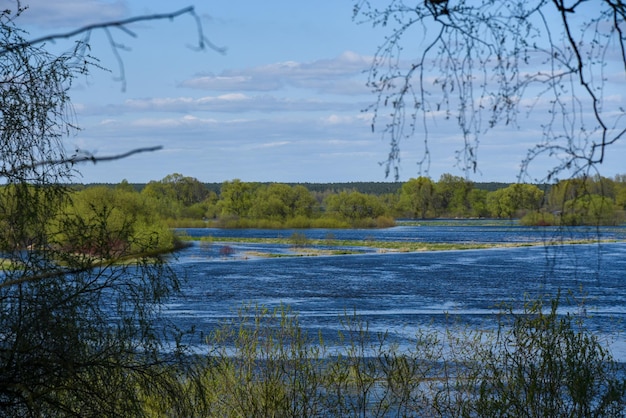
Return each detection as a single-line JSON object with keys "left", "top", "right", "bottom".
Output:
{"left": 146, "top": 299, "right": 626, "bottom": 416}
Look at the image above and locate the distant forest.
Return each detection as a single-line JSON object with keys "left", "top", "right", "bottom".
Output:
{"left": 84, "top": 180, "right": 517, "bottom": 195}
{"left": 70, "top": 173, "right": 626, "bottom": 228}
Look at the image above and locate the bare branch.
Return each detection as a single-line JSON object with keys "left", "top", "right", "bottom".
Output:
{"left": 0, "top": 146, "right": 163, "bottom": 180}
{"left": 2, "top": 6, "right": 226, "bottom": 92}
{"left": 1, "top": 6, "right": 200, "bottom": 55}
{"left": 70, "top": 145, "right": 163, "bottom": 164}
{"left": 355, "top": 0, "right": 626, "bottom": 182}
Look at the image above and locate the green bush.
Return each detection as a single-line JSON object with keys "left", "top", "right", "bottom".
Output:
{"left": 520, "top": 210, "right": 558, "bottom": 226}
{"left": 156, "top": 298, "right": 625, "bottom": 416}
{"left": 285, "top": 215, "right": 313, "bottom": 228}
{"left": 447, "top": 297, "right": 626, "bottom": 417}
{"left": 289, "top": 232, "right": 310, "bottom": 248}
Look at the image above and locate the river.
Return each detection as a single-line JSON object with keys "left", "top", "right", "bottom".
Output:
{"left": 165, "top": 224, "right": 626, "bottom": 360}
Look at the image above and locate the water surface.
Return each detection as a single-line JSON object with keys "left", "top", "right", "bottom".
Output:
{"left": 167, "top": 225, "right": 626, "bottom": 359}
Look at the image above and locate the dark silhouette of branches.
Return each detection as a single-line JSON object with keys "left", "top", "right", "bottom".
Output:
{"left": 0, "top": 5, "right": 216, "bottom": 415}
{"left": 1, "top": 146, "right": 163, "bottom": 181}
{"left": 354, "top": 0, "right": 626, "bottom": 182}
{"left": 1, "top": 6, "right": 203, "bottom": 54}
{"left": 2, "top": 5, "right": 226, "bottom": 92}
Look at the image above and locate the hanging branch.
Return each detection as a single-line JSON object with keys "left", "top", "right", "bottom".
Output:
{"left": 354, "top": 0, "right": 626, "bottom": 182}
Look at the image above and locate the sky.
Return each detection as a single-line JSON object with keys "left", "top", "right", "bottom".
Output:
{"left": 11, "top": 0, "right": 626, "bottom": 184}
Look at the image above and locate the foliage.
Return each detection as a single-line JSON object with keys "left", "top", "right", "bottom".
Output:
{"left": 520, "top": 210, "right": 558, "bottom": 227}
{"left": 289, "top": 232, "right": 310, "bottom": 248}
{"left": 464, "top": 297, "right": 626, "bottom": 417}
{"left": 545, "top": 176, "right": 626, "bottom": 226}
{"left": 0, "top": 5, "right": 205, "bottom": 416}
{"left": 218, "top": 179, "right": 256, "bottom": 218}
{"left": 324, "top": 190, "right": 388, "bottom": 222}
{"left": 79, "top": 173, "right": 626, "bottom": 227}
{"left": 50, "top": 186, "right": 176, "bottom": 256}
{"left": 561, "top": 194, "right": 620, "bottom": 226}
{"left": 142, "top": 173, "right": 215, "bottom": 220}
{"left": 435, "top": 174, "right": 474, "bottom": 217}
{"left": 249, "top": 183, "right": 316, "bottom": 221}
{"left": 397, "top": 176, "right": 435, "bottom": 219}
{"left": 149, "top": 300, "right": 625, "bottom": 416}
{"left": 486, "top": 183, "right": 545, "bottom": 219}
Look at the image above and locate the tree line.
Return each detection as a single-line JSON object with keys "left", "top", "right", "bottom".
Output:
{"left": 68, "top": 172, "right": 626, "bottom": 229}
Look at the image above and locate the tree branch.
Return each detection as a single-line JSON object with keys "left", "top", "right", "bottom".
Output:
{"left": 0, "top": 146, "right": 163, "bottom": 180}
{"left": 1, "top": 7, "right": 203, "bottom": 55}
{"left": 69, "top": 145, "right": 164, "bottom": 164}
{"left": 0, "top": 245, "right": 176, "bottom": 290}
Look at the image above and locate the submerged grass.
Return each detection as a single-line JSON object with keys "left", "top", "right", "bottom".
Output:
{"left": 183, "top": 235, "right": 616, "bottom": 256}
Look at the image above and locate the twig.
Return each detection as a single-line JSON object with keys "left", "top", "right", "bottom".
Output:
{"left": 1, "top": 146, "right": 163, "bottom": 179}
{"left": 0, "top": 6, "right": 200, "bottom": 54}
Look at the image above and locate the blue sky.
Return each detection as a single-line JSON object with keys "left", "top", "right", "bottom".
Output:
{"left": 15, "top": 0, "right": 626, "bottom": 184}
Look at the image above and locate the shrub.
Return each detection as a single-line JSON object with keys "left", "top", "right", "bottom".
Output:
{"left": 285, "top": 215, "right": 312, "bottom": 229}
{"left": 186, "top": 298, "right": 626, "bottom": 416}
{"left": 289, "top": 232, "right": 310, "bottom": 248}
{"left": 479, "top": 298, "right": 624, "bottom": 417}
{"left": 520, "top": 210, "right": 557, "bottom": 226}
{"left": 375, "top": 215, "right": 396, "bottom": 228}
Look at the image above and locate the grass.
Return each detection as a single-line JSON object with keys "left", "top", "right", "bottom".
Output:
{"left": 181, "top": 235, "right": 618, "bottom": 258}
{"left": 143, "top": 301, "right": 626, "bottom": 417}
{"left": 398, "top": 218, "right": 520, "bottom": 226}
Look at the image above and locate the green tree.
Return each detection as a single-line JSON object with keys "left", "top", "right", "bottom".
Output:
{"left": 141, "top": 179, "right": 182, "bottom": 218}
{"left": 203, "top": 190, "right": 220, "bottom": 219}
{"left": 468, "top": 188, "right": 489, "bottom": 218}
{"left": 325, "top": 191, "right": 386, "bottom": 221}
{"left": 486, "top": 188, "right": 515, "bottom": 219}
{"left": 546, "top": 178, "right": 586, "bottom": 213}
{"left": 434, "top": 174, "right": 473, "bottom": 217}
{"left": 487, "top": 183, "right": 544, "bottom": 219}
{"left": 219, "top": 179, "right": 255, "bottom": 218}
{"left": 51, "top": 186, "right": 175, "bottom": 256}
{"left": 465, "top": 298, "right": 626, "bottom": 417}
{"left": 291, "top": 185, "right": 317, "bottom": 218}
{"left": 161, "top": 173, "right": 209, "bottom": 206}
{"left": 397, "top": 176, "right": 435, "bottom": 219}
{"left": 545, "top": 176, "right": 623, "bottom": 225}
{"left": 250, "top": 183, "right": 316, "bottom": 221}
{"left": 586, "top": 175, "right": 617, "bottom": 200}
{"left": 616, "top": 185, "right": 626, "bottom": 211}
{"left": 0, "top": 6, "right": 208, "bottom": 416}
{"left": 250, "top": 184, "right": 291, "bottom": 220}
{"left": 116, "top": 179, "right": 136, "bottom": 193}
{"left": 141, "top": 173, "right": 212, "bottom": 220}
{"left": 562, "top": 194, "right": 619, "bottom": 226}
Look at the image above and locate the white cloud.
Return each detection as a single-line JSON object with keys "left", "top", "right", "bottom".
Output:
{"left": 130, "top": 115, "right": 218, "bottom": 129}
{"left": 251, "top": 141, "right": 291, "bottom": 150}
{"left": 98, "top": 94, "right": 366, "bottom": 114}
{"left": 322, "top": 114, "right": 354, "bottom": 125}
{"left": 180, "top": 51, "right": 372, "bottom": 95}
{"left": 17, "top": 0, "right": 128, "bottom": 28}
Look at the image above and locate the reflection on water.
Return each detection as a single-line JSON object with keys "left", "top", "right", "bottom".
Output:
{"left": 166, "top": 225, "right": 626, "bottom": 360}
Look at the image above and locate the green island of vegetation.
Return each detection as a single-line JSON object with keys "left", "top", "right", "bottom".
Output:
{"left": 22, "top": 171, "right": 620, "bottom": 265}
{"left": 33, "top": 172, "right": 621, "bottom": 264}
{"left": 183, "top": 233, "right": 620, "bottom": 259}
